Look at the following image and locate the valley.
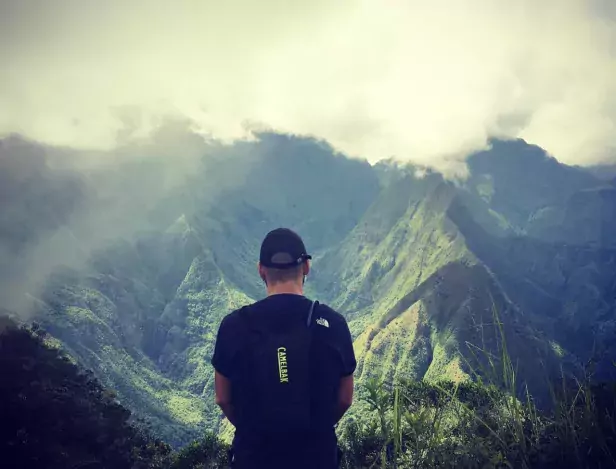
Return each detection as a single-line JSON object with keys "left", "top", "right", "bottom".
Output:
{"left": 1, "top": 130, "right": 614, "bottom": 447}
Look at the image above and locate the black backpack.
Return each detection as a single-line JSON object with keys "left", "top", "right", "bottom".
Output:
{"left": 234, "top": 300, "right": 319, "bottom": 435}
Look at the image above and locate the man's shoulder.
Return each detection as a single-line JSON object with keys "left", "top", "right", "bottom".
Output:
{"left": 219, "top": 304, "right": 251, "bottom": 329}
{"left": 314, "top": 302, "right": 349, "bottom": 329}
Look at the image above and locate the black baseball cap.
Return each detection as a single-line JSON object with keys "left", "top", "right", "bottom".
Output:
{"left": 259, "top": 228, "right": 312, "bottom": 269}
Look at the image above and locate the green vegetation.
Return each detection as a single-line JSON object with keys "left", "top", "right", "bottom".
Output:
{"left": 338, "top": 375, "right": 616, "bottom": 469}
{"left": 3, "top": 315, "right": 614, "bottom": 469}
{"left": 2, "top": 133, "right": 615, "bottom": 466}
{"left": 335, "top": 302, "right": 616, "bottom": 468}
{"left": 169, "top": 433, "right": 230, "bottom": 469}
{"left": 41, "top": 273, "right": 210, "bottom": 447}
{"left": 0, "top": 317, "right": 172, "bottom": 469}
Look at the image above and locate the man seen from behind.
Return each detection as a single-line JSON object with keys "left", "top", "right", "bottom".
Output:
{"left": 211, "top": 228, "right": 356, "bottom": 468}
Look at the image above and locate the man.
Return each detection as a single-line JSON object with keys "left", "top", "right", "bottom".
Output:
{"left": 211, "top": 228, "right": 356, "bottom": 468}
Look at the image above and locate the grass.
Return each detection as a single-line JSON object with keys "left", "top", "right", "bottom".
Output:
{"left": 337, "top": 302, "right": 616, "bottom": 469}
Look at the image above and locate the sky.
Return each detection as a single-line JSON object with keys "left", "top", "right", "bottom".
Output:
{"left": 1, "top": 0, "right": 615, "bottom": 174}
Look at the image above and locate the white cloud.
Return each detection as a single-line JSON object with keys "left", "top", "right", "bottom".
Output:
{"left": 1, "top": 0, "right": 615, "bottom": 172}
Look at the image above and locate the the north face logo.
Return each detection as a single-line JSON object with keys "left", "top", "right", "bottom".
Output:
{"left": 316, "top": 317, "right": 329, "bottom": 328}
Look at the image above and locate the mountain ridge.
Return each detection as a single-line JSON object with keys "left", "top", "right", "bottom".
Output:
{"left": 1, "top": 131, "right": 614, "bottom": 445}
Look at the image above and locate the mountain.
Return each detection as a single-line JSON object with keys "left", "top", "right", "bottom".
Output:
{"left": 0, "top": 316, "right": 171, "bottom": 469}
{"left": 585, "top": 163, "right": 616, "bottom": 181}
{"left": 1, "top": 131, "right": 614, "bottom": 445}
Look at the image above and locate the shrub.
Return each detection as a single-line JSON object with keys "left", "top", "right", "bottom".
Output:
{"left": 170, "top": 432, "right": 230, "bottom": 469}
{"left": 0, "top": 317, "right": 172, "bottom": 469}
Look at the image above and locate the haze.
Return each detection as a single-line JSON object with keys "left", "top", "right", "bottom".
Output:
{"left": 1, "top": 0, "right": 615, "bottom": 173}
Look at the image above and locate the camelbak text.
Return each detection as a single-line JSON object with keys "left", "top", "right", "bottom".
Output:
{"left": 277, "top": 347, "right": 289, "bottom": 383}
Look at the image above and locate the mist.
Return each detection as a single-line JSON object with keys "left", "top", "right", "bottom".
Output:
{"left": 0, "top": 120, "right": 215, "bottom": 317}
{"left": 1, "top": 0, "right": 616, "bottom": 316}
{"left": 1, "top": 0, "right": 615, "bottom": 174}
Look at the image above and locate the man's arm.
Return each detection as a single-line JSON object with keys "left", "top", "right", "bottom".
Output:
{"left": 211, "top": 315, "right": 239, "bottom": 427}
{"left": 214, "top": 370, "right": 237, "bottom": 426}
{"left": 335, "top": 313, "right": 357, "bottom": 423}
{"left": 335, "top": 374, "right": 354, "bottom": 423}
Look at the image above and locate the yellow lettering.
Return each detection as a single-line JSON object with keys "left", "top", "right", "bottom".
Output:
{"left": 277, "top": 347, "right": 289, "bottom": 383}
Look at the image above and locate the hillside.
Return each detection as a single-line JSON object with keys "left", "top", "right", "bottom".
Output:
{"left": 4, "top": 315, "right": 614, "bottom": 469}
{"left": 1, "top": 130, "right": 615, "bottom": 444}
{"left": 0, "top": 316, "right": 172, "bottom": 469}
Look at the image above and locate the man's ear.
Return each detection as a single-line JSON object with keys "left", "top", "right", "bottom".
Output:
{"left": 302, "top": 260, "right": 310, "bottom": 277}
{"left": 258, "top": 262, "right": 267, "bottom": 284}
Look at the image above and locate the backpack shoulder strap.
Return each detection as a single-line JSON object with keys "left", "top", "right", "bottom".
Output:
{"left": 306, "top": 300, "right": 319, "bottom": 327}
{"left": 237, "top": 304, "right": 251, "bottom": 324}
{"left": 240, "top": 301, "right": 318, "bottom": 330}
{"left": 238, "top": 304, "right": 261, "bottom": 336}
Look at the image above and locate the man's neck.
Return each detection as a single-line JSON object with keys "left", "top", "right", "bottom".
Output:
{"left": 266, "top": 282, "right": 304, "bottom": 296}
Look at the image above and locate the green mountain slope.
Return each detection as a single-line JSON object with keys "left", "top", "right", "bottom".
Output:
{"left": 314, "top": 166, "right": 566, "bottom": 403}
{"left": 38, "top": 234, "right": 207, "bottom": 446}
{"left": 0, "top": 317, "right": 171, "bottom": 469}
{"left": 1, "top": 130, "right": 382, "bottom": 445}
{"left": 1, "top": 131, "right": 615, "bottom": 445}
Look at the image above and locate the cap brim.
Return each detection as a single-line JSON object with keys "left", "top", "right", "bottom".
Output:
{"left": 261, "top": 253, "right": 311, "bottom": 269}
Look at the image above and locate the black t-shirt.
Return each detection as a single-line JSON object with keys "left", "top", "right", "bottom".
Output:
{"left": 211, "top": 294, "right": 356, "bottom": 465}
